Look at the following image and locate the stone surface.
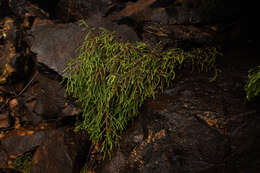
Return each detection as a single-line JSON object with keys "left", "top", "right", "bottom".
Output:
{"left": 0, "top": 148, "right": 8, "bottom": 168}
{"left": 0, "top": 112, "right": 9, "bottom": 129}
{"left": 1, "top": 130, "right": 47, "bottom": 155}
{"left": 26, "top": 21, "right": 86, "bottom": 76}
{"left": 55, "top": 0, "right": 112, "bottom": 22}
{"left": 96, "top": 69, "right": 260, "bottom": 173}
{"left": 0, "top": 169, "right": 22, "bottom": 173}
{"left": 30, "top": 127, "right": 89, "bottom": 173}
{"left": 26, "top": 15, "right": 138, "bottom": 76}
{"left": 7, "top": 0, "right": 49, "bottom": 19}
{"left": 21, "top": 74, "right": 70, "bottom": 120}
{"left": 0, "top": 16, "right": 34, "bottom": 84}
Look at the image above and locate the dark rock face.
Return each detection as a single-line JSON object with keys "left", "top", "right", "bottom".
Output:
{"left": 0, "top": 111, "right": 9, "bottom": 128}
{"left": 26, "top": 74, "right": 66, "bottom": 119}
{"left": 0, "top": 16, "right": 34, "bottom": 84}
{"left": 1, "top": 130, "right": 47, "bottom": 156}
{"left": 96, "top": 70, "right": 260, "bottom": 173}
{"left": 0, "top": 169, "right": 22, "bottom": 173}
{"left": 7, "top": 0, "right": 49, "bottom": 19}
{"left": 30, "top": 128, "right": 89, "bottom": 173}
{"left": 26, "top": 15, "right": 138, "bottom": 76}
{"left": 26, "top": 20, "right": 86, "bottom": 76}
{"left": 55, "top": 0, "right": 112, "bottom": 22}
{"left": 0, "top": 148, "right": 8, "bottom": 168}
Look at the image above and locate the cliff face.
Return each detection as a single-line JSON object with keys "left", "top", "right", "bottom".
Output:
{"left": 1, "top": 1, "right": 260, "bottom": 173}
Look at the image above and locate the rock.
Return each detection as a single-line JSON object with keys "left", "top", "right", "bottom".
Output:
{"left": 0, "top": 0, "right": 10, "bottom": 17}
{"left": 0, "top": 112, "right": 10, "bottom": 129}
{"left": 30, "top": 128, "right": 89, "bottom": 173}
{"left": 103, "top": 152, "right": 126, "bottom": 173}
{"left": 96, "top": 71, "right": 260, "bottom": 172}
{"left": 150, "top": 8, "right": 169, "bottom": 25}
{"left": 21, "top": 74, "right": 66, "bottom": 120}
{"left": 0, "top": 148, "right": 8, "bottom": 168}
{"left": 0, "top": 168, "right": 22, "bottom": 173}
{"left": 0, "top": 17, "right": 34, "bottom": 84}
{"left": 1, "top": 130, "right": 47, "bottom": 156}
{"left": 26, "top": 16, "right": 138, "bottom": 76}
{"left": 9, "top": 98, "right": 18, "bottom": 110}
{"left": 7, "top": 0, "right": 49, "bottom": 19}
{"left": 85, "top": 14, "right": 139, "bottom": 43}
{"left": 26, "top": 21, "right": 87, "bottom": 76}
{"left": 142, "top": 23, "right": 214, "bottom": 48}
{"left": 167, "top": 6, "right": 202, "bottom": 25}
{"left": 55, "top": 0, "right": 112, "bottom": 22}
{"left": 115, "top": 0, "right": 157, "bottom": 18}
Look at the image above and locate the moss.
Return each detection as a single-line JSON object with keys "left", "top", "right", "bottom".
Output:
{"left": 63, "top": 21, "right": 221, "bottom": 159}
{"left": 12, "top": 152, "right": 33, "bottom": 173}
{"left": 245, "top": 65, "right": 260, "bottom": 101}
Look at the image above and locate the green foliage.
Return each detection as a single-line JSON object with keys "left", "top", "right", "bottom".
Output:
{"left": 63, "top": 21, "right": 221, "bottom": 158}
{"left": 245, "top": 65, "right": 260, "bottom": 101}
{"left": 13, "top": 152, "right": 33, "bottom": 173}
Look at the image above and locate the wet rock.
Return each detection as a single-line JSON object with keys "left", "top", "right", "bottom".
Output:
{"left": 30, "top": 128, "right": 89, "bottom": 173}
{"left": 26, "top": 16, "right": 138, "bottom": 76}
{"left": 1, "top": 130, "right": 47, "bottom": 156}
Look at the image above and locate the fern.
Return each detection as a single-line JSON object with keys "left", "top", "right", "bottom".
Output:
{"left": 63, "top": 21, "right": 221, "bottom": 158}
{"left": 245, "top": 65, "right": 260, "bottom": 101}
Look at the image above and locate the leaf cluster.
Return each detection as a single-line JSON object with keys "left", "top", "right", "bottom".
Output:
{"left": 245, "top": 65, "right": 260, "bottom": 101}
{"left": 63, "top": 21, "right": 221, "bottom": 158}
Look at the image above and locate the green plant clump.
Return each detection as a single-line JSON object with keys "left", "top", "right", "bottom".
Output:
{"left": 13, "top": 152, "right": 33, "bottom": 173}
{"left": 64, "top": 22, "right": 221, "bottom": 158}
{"left": 245, "top": 65, "right": 260, "bottom": 101}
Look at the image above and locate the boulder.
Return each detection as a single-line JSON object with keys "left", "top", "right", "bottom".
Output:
{"left": 30, "top": 127, "right": 89, "bottom": 173}
{"left": 26, "top": 15, "right": 138, "bottom": 76}
{"left": 0, "top": 111, "right": 10, "bottom": 129}
{"left": 0, "top": 169, "right": 22, "bottom": 173}
{"left": 96, "top": 70, "right": 260, "bottom": 173}
{"left": 1, "top": 130, "right": 47, "bottom": 156}
{"left": 20, "top": 73, "right": 73, "bottom": 121}
{"left": 0, "top": 17, "right": 34, "bottom": 84}
{"left": 7, "top": 0, "right": 49, "bottom": 19}
{"left": 55, "top": 0, "right": 112, "bottom": 22}
{"left": 0, "top": 148, "right": 8, "bottom": 168}
{"left": 26, "top": 20, "right": 86, "bottom": 76}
